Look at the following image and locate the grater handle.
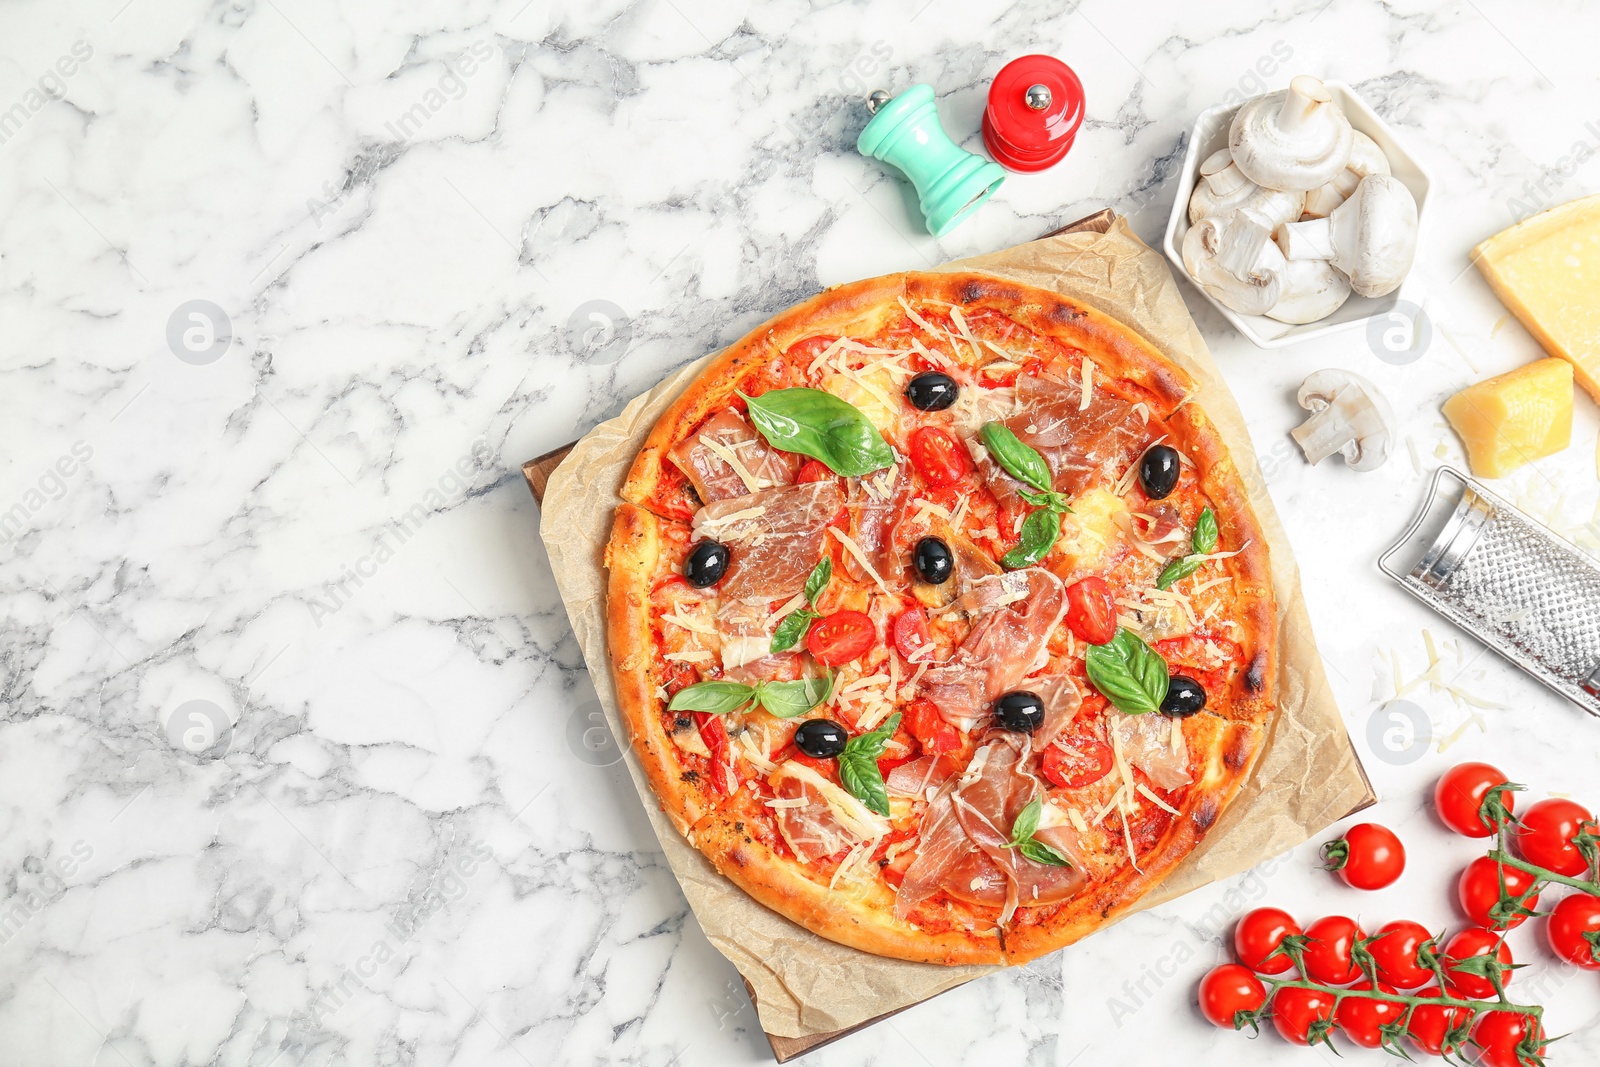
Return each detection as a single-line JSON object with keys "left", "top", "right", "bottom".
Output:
{"left": 1378, "top": 466, "right": 1465, "bottom": 582}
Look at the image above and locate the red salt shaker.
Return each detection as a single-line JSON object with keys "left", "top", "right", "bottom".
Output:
{"left": 982, "top": 54, "right": 1086, "bottom": 172}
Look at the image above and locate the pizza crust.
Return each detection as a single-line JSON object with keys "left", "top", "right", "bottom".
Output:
{"left": 604, "top": 269, "right": 1279, "bottom": 966}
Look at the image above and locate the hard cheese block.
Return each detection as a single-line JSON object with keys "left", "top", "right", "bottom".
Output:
{"left": 1443, "top": 357, "right": 1573, "bottom": 478}
{"left": 1474, "top": 193, "right": 1600, "bottom": 401}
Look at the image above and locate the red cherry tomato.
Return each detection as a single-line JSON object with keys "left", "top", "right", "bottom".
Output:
{"left": 1233, "top": 907, "right": 1302, "bottom": 976}
{"left": 1064, "top": 576, "right": 1117, "bottom": 645}
{"left": 905, "top": 698, "right": 961, "bottom": 755}
{"left": 1473, "top": 1011, "right": 1545, "bottom": 1067}
{"left": 1547, "top": 893, "right": 1600, "bottom": 969}
{"left": 890, "top": 607, "right": 933, "bottom": 662}
{"left": 1434, "top": 762, "right": 1515, "bottom": 838}
{"left": 1302, "top": 915, "right": 1365, "bottom": 985}
{"left": 1368, "top": 919, "right": 1436, "bottom": 989}
{"left": 1458, "top": 855, "right": 1541, "bottom": 931}
{"left": 1406, "top": 985, "right": 1472, "bottom": 1057}
{"left": 1442, "top": 927, "right": 1513, "bottom": 999}
{"left": 805, "top": 610, "right": 877, "bottom": 666}
{"left": 1513, "top": 797, "right": 1596, "bottom": 877}
{"left": 1197, "top": 963, "right": 1266, "bottom": 1029}
{"left": 795, "top": 459, "right": 833, "bottom": 483}
{"left": 1335, "top": 980, "right": 1405, "bottom": 1049}
{"left": 907, "top": 426, "right": 972, "bottom": 488}
{"left": 1272, "top": 984, "right": 1337, "bottom": 1046}
{"left": 1040, "top": 736, "right": 1114, "bottom": 789}
{"left": 1322, "top": 822, "right": 1406, "bottom": 890}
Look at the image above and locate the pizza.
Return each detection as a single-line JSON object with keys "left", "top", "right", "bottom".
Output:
{"left": 604, "top": 271, "right": 1276, "bottom": 966}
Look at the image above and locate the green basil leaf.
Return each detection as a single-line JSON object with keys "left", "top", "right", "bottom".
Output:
{"left": 840, "top": 753, "right": 891, "bottom": 817}
{"left": 843, "top": 711, "right": 902, "bottom": 762}
{"left": 979, "top": 422, "right": 1053, "bottom": 493}
{"left": 667, "top": 680, "right": 756, "bottom": 716}
{"left": 802, "top": 557, "right": 832, "bottom": 605}
{"left": 753, "top": 673, "right": 834, "bottom": 718}
{"left": 1017, "top": 839, "right": 1072, "bottom": 867}
{"left": 1084, "top": 628, "right": 1170, "bottom": 715}
{"left": 1010, "top": 796, "right": 1043, "bottom": 847}
{"left": 1019, "top": 488, "right": 1072, "bottom": 513}
{"left": 769, "top": 608, "right": 817, "bottom": 653}
{"left": 1192, "top": 507, "right": 1219, "bottom": 555}
{"left": 1156, "top": 555, "right": 1201, "bottom": 591}
{"left": 740, "top": 388, "right": 894, "bottom": 478}
{"left": 1001, "top": 506, "right": 1061, "bottom": 569}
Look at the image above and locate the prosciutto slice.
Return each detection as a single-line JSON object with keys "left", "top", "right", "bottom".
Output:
{"left": 1006, "top": 374, "right": 1153, "bottom": 496}
{"left": 770, "top": 761, "right": 889, "bottom": 865}
{"left": 918, "top": 569, "right": 1068, "bottom": 729}
{"left": 845, "top": 457, "right": 910, "bottom": 584}
{"left": 670, "top": 410, "right": 801, "bottom": 503}
{"left": 1109, "top": 711, "right": 1192, "bottom": 791}
{"left": 693, "top": 481, "right": 844, "bottom": 602}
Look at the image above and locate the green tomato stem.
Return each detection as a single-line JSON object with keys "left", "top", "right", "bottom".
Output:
{"left": 1260, "top": 977, "right": 1541, "bottom": 1019}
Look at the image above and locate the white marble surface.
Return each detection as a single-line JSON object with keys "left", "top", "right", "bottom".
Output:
{"left": 3, "top": 0, "right": 1600, "bottom": 1063}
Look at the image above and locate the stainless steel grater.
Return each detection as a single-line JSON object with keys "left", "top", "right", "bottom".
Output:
{"left": 1379, "top": 466, "right": 1600, "bottom": 717}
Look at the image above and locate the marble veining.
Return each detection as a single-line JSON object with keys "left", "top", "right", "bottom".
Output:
{"left": 2, "top": 0, "right": 1599, "bottom": 1063}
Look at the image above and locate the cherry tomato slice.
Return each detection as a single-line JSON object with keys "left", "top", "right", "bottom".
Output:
{"left": 1064, "top": 576, "right": 1117, "bottom": 645}
{"left": 1547, "top": 893, "right": 1600, "bottom": 969}
{"left": 908, "top": 426, "right": 972, "bottom": 488}
{"left": 1434, "top": 761, "right": 1515, "bottom": 838}
{"left": 1368, "top": 919, "right": 1436, "bottom": 989}
{"left": 890, "top": 607, "right": 934, "bottom": 663}
{"left": 1040, "top": 736, "right": 1113, "bottom": 789}
{"left": 805, "top": 610, "right": 877, "bottom": 666}
{"left": 1233, "top": 907, "right": 1302, "bottom": 976}
{"left": 796, "top": 459, "right": 834, "bottom": 483}
{"left": 1513, "top": 797, "right": 1596, "bottom": 877}
{"left": 1197, "top": 963, "right": 1266, "bottom": 1029}
{"left": 1458, "top": 855, "right": 1541, "bottom": 931}
{"left": 905, "top": 698, "right": 961, "bottom": 755}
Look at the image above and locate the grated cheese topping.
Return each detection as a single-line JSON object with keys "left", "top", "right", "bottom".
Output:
{"left": 698, "top": 433, "right": 768, "bottom": 494}
{"left": 828, "top": 526, "right": 895, "bottom": 597}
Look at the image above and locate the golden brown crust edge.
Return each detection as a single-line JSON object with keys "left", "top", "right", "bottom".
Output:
{"left": 604, "top": 502, "right": 714, "bottom": 838}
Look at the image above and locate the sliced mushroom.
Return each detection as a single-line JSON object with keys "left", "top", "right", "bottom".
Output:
{"left": 1277, "top": 173, "right": 1418, "bottom": 298}
{"left": 1303, "top": 131, "right": 1392, "bottom": 219}
{"left": 1182, "top": 216, "right": 1285, "bottom": 316}
{"left": 1228, "top": 75, "right": 1354, "bottom": 192}
{"left": 1187, "top": 149, "right": 1255, "bottom": 224}
{"left": 1290, "top": 370, "right": 1395, "bottom": 472}
{"left": 1214, "top": 186, "right": 1307, "bottom": 280}
{"left": 1266, "top": 259, "right": 1352, "bottom": 324}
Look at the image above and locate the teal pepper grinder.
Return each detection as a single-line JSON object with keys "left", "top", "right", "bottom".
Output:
{"left": 857, "top": 84, "right": 1006, "bottom": 238}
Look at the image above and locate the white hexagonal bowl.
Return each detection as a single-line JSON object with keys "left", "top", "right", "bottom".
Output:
{"left": 1162, "top": 81, "right": 1434, "bottom": 349}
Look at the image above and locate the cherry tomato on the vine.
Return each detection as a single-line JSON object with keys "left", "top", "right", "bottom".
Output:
{"left": 1458, "top": 855, "right": 1541, "bottom": 931}
{"left": 1442, "top": 926, "right": 1513, "bottom": 999}
{"left": 1406, "top": 985, "right": 1472, "bottom": 1057}
{"left": 1197, "top": 963, "right": 1266, "bottom": 1029}
{"left": 1063, "top": 576, "right": 1117, "bottom": 646}
{"left": 1321, "top": 822, "right": 1406, "bottom": 890}
{"left": 1233, "top": 907, "right": 1302, "bottom": 976}
{"left": 805, "top": 610, "right": 877, "bottom": 666}
{"left": 1434, "top": 762, "right": 1515, "bottom": 838}
{"left": 1547, "top": 893, "right": 1600, "bottom": 970}
{"left": 1302, "top": 915, "right": 1366, "bottom": 986}
{"left": 1272, "top": 984, "right": 1337, "bottom": 1046}
{"left": 1334, "top": 980, "right": 1405, "bottom": 1049}
{"left": 907, "top": 426, "right": 972, "bottom": 488}
{"left": 1040, "top": 736, "right": 1113, "bottom": 789}
{"left": 1514, "top": 797, "right": 1596, "bottom": 878}
{"left": 1366, "top": 919, "right": 1436, "bottom": 989}
{"left": 1473, "top": 1011, "right": 1546, "bottom": 1067}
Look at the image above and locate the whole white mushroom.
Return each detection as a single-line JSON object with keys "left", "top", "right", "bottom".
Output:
{"left": 1229, "top": 75, "right": 1354, "bottom": 192}
{"left": 1188, "top": 149, "right": 1255, "bottom": 224}
{"left": 1277, "top": 173, "right": 1418, "bottom": 298}
{"left": 1303, "top": 131, "right": 1392, "bottom": 219}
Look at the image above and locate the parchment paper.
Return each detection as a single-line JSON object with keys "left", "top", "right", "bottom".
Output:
{"left": 539, "top": 218, "right": 1373, "bottom": 1039}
